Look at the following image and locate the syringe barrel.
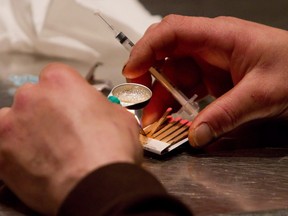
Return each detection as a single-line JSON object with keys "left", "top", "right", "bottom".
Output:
{"left": 116, "top": 32, "right": 134, "bottom": 52}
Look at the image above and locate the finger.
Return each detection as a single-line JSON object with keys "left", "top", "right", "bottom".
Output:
{"left": 39, "top": 63, "right": 85, "bottom": 87}
{"left": 124, "top": 59, "right": 171, "bottom": 99}
{"left": 12, "top": 83, "right": 37, "bottom": 112}
{"left": 122, "top": 17, "right": 176, "bottom": 79}
{"left": 39, "top": 63, "right": 107, "bottom": 101}
{"left": 188, "top": 73, "right": 286, "bottom": 148}
{"left": 126, "top": 72, "right": 152, "bottom": 89}
{"left": 123, "top": 15, "right": 274, "bottom": 84}
{"left": 123, "top": 15, "right": 235, "bottom": 79}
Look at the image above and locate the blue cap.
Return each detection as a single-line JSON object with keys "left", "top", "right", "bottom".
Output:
{"left": 108, "top": 95, "right": 121, "bottom": 105}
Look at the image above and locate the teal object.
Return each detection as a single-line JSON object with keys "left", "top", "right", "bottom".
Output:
{"left": 108, "top": 95, "right": 121, "bottom": 105}
{"left": 8, "top": 74, "right": 39, "bottom": 86}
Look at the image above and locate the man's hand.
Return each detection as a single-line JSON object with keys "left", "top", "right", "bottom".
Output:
{"left": 0, "top": 63, "right": 142, "bottom": 215}
{"left": 123, "top": 15, "right": 288, "bottom": 148}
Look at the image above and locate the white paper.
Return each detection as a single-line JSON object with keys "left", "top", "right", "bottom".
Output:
{"left": 0, "top": 0, "right": 161, "bottom": 85}
{"left": 143, "top": 138, "right": 189, "bottom": 155}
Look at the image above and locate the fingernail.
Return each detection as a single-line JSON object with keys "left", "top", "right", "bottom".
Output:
{"left": 192, "top": 123, "right": 214, "bottom": 148}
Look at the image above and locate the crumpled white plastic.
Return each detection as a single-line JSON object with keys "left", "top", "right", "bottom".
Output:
{"left": 0, "top": 0, "right": 161, "bottom": 84}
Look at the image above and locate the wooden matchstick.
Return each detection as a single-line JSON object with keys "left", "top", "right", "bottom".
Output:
{"left": 148, "top": 107, "right": 173, "bottom": 136}
{"left": 144, "top": 117, "right": 169, "bottom": 137}
{"left": 161, "top": 121, "right": 191, "bottom": 143}
{"left": 167, "top": 130, "right": 190, "bottom": 144}
{"left": 143, "top": 122, "right": 157, "bottom": 134}
{"left": 151, "top": 116, "right": 176, "bottom": 137}
{"left": 152, "top": 118, "right": 185, "bottom": 140}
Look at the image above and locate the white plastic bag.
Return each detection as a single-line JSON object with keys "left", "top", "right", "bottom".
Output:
{"left": 0, "top": 0, "right": 160, "bottom": 84}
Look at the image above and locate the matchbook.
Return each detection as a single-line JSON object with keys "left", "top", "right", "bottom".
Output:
{"left": 140, "top": 107, "right": 192, "bottom": 155}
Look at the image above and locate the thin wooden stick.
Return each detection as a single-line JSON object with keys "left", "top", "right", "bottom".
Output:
{"left": 161, "top": 121, "right": 191, "bottom": 143}
{"left": 148, "top": 107, "right": 172, "bottom": 136}
{"left": 152, "top": 116, "right": 177, "bottom": 137}
{"left": 167, "top": 130, "right": 189, "bottom": 144}
{"left": 144, "top": 122, "right": 157, "bottom": 134}
{"left": 153, "top": 118, "right": 184, "bottom": 140}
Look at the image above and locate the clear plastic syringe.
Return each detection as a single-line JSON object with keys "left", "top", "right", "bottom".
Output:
{"left": 96, "top": 13, "right": 199, "bottom": 120}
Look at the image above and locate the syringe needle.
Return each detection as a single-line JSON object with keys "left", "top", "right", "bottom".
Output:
{"left": 95, "top": 12, "right": 119, "bottom": 35}
{"left": 95, "top": 12, "right": 134, "bottom": 51}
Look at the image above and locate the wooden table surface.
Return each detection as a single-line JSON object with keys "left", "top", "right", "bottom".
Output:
{"left": 144, "top": 141, "right": 288, "bottom": 215}
{"left": 0, "top": 52, "right": 288, "bottom": 215}
{"left": 138, "top": 2, "right": 288, "bottom": 214}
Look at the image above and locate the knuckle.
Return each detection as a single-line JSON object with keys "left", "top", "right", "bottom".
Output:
{"left": 145, "top": 23, "right": 159, "bottom": 33}
{"left": 40, "top": 63, "right": 83, "bottom": 89}
{"left": 214, "top": 16, "right": 238, "bottom": 22}
{"left": 40, "top": 63, "right": 67, "bottom": 81}
{"left": 40, "top": 63, "right": 78, "bottom": 85}
{"left": 250, "top": 89, "right": 270, "bottom": 106}
{"left": 162, "top": 14, "right": 181, "bottom": 23}
{"left": 13, "top": 83, "right": 35, "bottom": 110}
{"left": 161, "top": 14, "right": 188, "bottom": 28}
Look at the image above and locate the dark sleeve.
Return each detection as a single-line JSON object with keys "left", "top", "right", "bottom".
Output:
{"left": 57, "top": 163, "right": 193, "bottom": 216}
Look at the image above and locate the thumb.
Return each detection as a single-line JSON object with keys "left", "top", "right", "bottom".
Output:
{"left": 188, "top": 77, "right": 279, "bottom": 148}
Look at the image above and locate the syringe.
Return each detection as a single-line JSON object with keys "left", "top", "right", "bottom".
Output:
{"left": 96, "top": 13, "right": 199, "bottom": 120}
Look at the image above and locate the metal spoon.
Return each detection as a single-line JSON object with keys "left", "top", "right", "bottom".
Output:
{"left": 109, "top": 83, "right": 152, "bottom": 110}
